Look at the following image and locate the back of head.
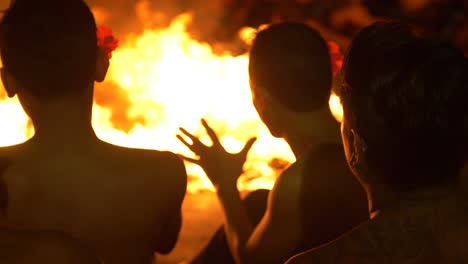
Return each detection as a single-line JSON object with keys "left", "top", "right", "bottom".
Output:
{"left": 0, "top": 0, "right": 97, "bottom": 98}
{"left": 341, "top": 22, "right": 468, "bottom": 192}
{"left": 249, "top": 22, "right": 332, "bottom": 112}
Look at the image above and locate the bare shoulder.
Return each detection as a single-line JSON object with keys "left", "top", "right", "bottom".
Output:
{"left": 285, "top": 234, "right": 366, "bottom": 264}
{"left": 100, "top": 141, "right": 187, "bottom": 188}
{"left": 99, "top": 142, "right": 187, "bottom": 221}
{"left": 286, "top": 204, "right": 468, "bottom": 264}
{"left": 267, "top": 160, "right": 304, "bottom": 221}
{"left": 274, "top": 159, "right": 303, "bottom": 195}
{"left": 284, "top": 223, "right": 376, "bottom": 264}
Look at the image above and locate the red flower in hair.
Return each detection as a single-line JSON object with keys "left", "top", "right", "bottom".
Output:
{"left": 97, "top": 26, "right": 119, "bottom": 59}
{"left": 327, "top": 41, "right": 344, "bottom": 76}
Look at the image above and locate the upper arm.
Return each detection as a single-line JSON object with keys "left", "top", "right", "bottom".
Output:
{"left": 155, "top": 152, "right": 187, "bottom": 254}
{"left": 244, "top": 163, "right": 304, "bottom": 263}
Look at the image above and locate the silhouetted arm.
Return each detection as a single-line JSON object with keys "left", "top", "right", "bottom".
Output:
{"left": 217, "top": 164, "right": 304, "bottom": 264}
{"left": 177, "top": 120, "right": 303, "bottom": 263}
{"left": 156, "top": 154, "right": 187, "bottom": 254}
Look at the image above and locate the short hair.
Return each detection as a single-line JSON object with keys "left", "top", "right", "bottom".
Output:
{"left": 341, "top": 22, "right": 468, "bottom": 192}
{"left": 0, "top": 0, "right": 97, "bottom": 98}
{"left": 249, "top": 22, "right": 332, "bottom": 112}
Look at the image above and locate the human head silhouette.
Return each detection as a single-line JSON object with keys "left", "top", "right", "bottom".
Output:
{"left": 340, "top": 22, "right": 468, "bottom": 192}
{"left": 249, "top": 22, "right": 332, "bottom": 137}
{"left": 0, "top": 0, "right": 108, "bottom": 107}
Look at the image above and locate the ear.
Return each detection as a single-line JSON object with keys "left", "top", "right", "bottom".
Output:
{"left": 95, "top": 48, "right": 110, "bottom": 83}
{"left": 342, "top": 123, "right": 356, "bottom": 164}
{"left": 348, "top": 129, "right": 367, "bottom": 172}
{"left": 1, "top": 68, "right": 19, "bottom": 98}
{"left": 260, "top": 91, "right": 286, "bottom": 138}
{"left": 352, "top": 130, "right": 367, "bottom": 165}
{"left": 342, "top": 122, "right": 364, "bottom": 169}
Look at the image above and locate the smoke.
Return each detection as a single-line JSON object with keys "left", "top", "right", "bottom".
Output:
{"left": 0, "top": 0, "right": 257, "bottom": 48}
{"left": 88, "top": 0, "right": 190, "bottom": 36}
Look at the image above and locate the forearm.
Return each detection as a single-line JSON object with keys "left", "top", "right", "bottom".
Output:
{"left": 217, "top": 184, "right": 255, "bottom": 264}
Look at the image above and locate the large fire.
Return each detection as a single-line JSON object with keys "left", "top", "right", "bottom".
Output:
{"left": 0, "top": 14, "right": 343, "bottom": 193}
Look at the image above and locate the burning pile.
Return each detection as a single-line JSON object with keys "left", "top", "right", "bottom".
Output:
{"left": 0, "top": 13, "right": 343, "bottom": 193}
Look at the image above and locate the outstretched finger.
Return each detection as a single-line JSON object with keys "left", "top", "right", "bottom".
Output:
{"left": 179, "top": 127, "right": 196, "bottom": 140}
{"left": 177, "top": 134, "right": 198, "bottom": 152}
{"left": 241, "top": 137, "right": 257, "bottom": 157}
{"left": 177, "top": 154, "right": 200, "bottom": 164}
{"left": 179, "top": 127, "right": 204, "bottom": 146}
{"left": 201, "top": 119, "right": 221, "bottom": 146}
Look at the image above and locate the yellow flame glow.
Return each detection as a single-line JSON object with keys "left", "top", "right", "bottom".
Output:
{"left": 0, "top": 14, "right": 344, "bottom": 193}
{"left": 329, "top": 93, "right": 343, "bottom": 123}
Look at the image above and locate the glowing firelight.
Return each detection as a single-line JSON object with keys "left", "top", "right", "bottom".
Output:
{"left": 329, "top": 93, "right": 343, "bottom": 123}
{"left": 0, "top": 14, "right": 344, "bottom": 193}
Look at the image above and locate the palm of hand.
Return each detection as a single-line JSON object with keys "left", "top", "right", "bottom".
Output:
{"left": 177, "top": 119, "right": 257, "bottom": 187}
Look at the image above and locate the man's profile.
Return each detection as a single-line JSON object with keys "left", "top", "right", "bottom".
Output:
{"left": 287, "top": 22, "right": 468, "bottom": 263}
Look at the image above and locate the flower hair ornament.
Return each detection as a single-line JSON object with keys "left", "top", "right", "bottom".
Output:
{"left": 327, "top": 41, "right": 344, "bottom": 77}
{"left": 97, "top": 25, "right": 119, "bottom": 59}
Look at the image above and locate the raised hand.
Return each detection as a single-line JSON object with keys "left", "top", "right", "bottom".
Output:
{"left": 177, "top": 119, "right": 257, "bottom": 188}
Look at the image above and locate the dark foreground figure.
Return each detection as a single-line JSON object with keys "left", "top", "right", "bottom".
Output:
{"left": 287, "top": 22, "right": 468, "bottom": 263}
{"left": 178, "top": 22, "right": 368, "bottom": 264}
{"left": 0, "top": 228, "right": 100, "bottom": 264}
{"left": 0, "top": 159, "right": 100, "bottom": 264}
{"left": 0, "top": 0, "right": 187, "bottom": 263}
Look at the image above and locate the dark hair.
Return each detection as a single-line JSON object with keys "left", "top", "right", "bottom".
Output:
{"left": 341, "top": 22, "right": 468, "bottom": 192}
{"left": 0, "top": 0, "right": 97, "bottom": 98}
{"left": 249, "top": 22, "right": 332, "bottom": 112}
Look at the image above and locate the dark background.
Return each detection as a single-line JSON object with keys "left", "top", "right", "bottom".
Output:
{"left": 0, "top": 0, "right": 465, "bottom": 55}
{"left": 82, "top": 0, "right": 466, "bottom": 55}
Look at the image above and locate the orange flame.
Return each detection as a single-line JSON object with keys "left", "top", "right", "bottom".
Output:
{"left": 0, "top": 14, "right": 344, "bottom": 193}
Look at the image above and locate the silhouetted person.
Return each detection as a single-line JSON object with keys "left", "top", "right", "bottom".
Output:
{"left": 0, "top": 229, "right": 102, "bottom": 264}
{"left": 0, "top": 0, "right": 187, "bottom": 263}
{"left": 178, "top": 22, "right": 368, "bottom": 264}
{"left": 0, "top": 159, "right": 100, "bottom": 264}
{"left": 287, "top": 22, "right": 468, "bottom": 263}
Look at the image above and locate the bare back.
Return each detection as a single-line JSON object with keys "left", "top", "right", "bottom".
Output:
{"left": 287, "top": 195, "right": 468, "bottom": 263}
{"left": 299, "top": 143, "right": 369, "bottom": 248}
{"left": 0, "top": 138, "right": 187, "bottom": 264}
{"left": 0, "top": 229, "right": 100, "bottom": 264}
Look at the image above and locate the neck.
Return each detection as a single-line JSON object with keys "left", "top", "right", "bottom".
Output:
{"left": 366, "top": 182, "right": 458, "bottom": 219}
{"left": 27, "top": 98, "right": 97, "bottom": 147}
{"left": 284, "top": 105, "right": 342, "bottom": 159}
{"left": 364, "top": 183, "right": 396, "bottom": 219}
